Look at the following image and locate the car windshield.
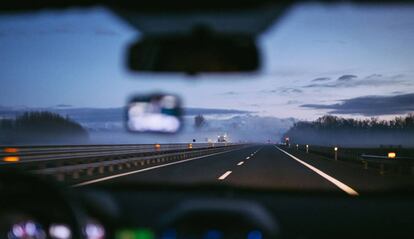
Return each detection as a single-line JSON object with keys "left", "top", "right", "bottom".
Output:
{"left": 1, "top": 3, "right": 414, "bottom": 194}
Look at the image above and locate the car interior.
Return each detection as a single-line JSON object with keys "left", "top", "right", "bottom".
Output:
{"left": 1, "top": 0, "right": 414, "bottom": 239}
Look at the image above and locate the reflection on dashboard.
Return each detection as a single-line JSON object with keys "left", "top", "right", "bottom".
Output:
{"left": 49, "top": 224, "right": 72, "bottom": 239}
{"left": 1, "top": 214, "right": 106, "bottom": 239}
{"left": 84, "top": 222, "right": 105, "bottom": 239}
{"left": 115, "top": 228, "right": 264, "bottom": 239}
{"left": 8, "top": 220, "right": 46, "bottom": 239}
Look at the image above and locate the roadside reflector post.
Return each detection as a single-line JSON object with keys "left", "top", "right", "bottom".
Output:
{"left": 388, "top": 152, "right": 396, "bottom": 159}
{"left": 3, "top": 156, "right": 20, "bottom": 162}
{"left": 306, "top": 145, "right": 309, "bottom": 153}
{"left": 296, "top": 144, "right": 299, "bottom": 150}
{"left": 4, "top": 147, "right": 18, "bottom": 153}
{"left": 56, "top": 174, "right": 65, "bottom": 182}
{"left": 334, "top": 147, "right": 338, "bottom": 161}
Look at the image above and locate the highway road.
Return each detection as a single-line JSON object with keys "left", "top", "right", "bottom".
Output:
{"left": 75, "top": 145, "right": 414, "bottom": 195}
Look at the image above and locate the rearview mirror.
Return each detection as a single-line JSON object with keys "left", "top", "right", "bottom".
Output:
{"left": 127, "top": 34, "right": 260, "bottom": 74}
{"left": 126, "top": 94, "right": 182, "bottom": 133}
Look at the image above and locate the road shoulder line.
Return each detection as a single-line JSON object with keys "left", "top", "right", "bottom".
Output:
{"left": 274, "top": 145, "right": 359, "bottom": 196}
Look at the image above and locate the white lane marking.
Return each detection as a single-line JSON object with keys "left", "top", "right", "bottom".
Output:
{"left": 237, "top": 161, "right": 244, "bottom": 166}
{"left": 72, "top": 147, "right": 246, "bottom": 187}
{"left": 246, "top": 156, "right": 250, "bottom": 159}
{"left": 274, "top": 146, "right": 359, "bottom": 196}
{"left": 254, "top": 147, "right": 263, "bottom": 154}
{"left": 218, "top": 171, "right": 232, "bottom": 180}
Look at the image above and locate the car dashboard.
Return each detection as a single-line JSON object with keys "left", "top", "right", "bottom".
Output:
{"left": 1, "top": 174, "right": 414, "bottom": 239}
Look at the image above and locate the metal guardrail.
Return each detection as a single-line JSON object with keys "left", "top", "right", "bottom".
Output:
{"left": 0, "top": 143, "right": 230, "bottom": 157}
{"left": 0, "top": 143, "right": 246, "bottom": 184}
{"left": 39, "top": 146, "right": 242, "bottom": 183}
{"left": 360, "top": 154, "right": 414, "bottom": 175}
{"left": 282, "top": 144, "right": 414, "bottom": 175}
{"left": 0, "top": 143, "right": 234, "bottom": 164}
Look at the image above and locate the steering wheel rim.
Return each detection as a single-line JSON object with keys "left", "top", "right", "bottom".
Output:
{"left": 0, "top": 171, "right": 83, "bottom": 239}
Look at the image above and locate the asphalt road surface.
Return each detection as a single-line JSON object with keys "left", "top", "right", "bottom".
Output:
{"left": 76, "top": 145, "right": 414, "bottom": 195}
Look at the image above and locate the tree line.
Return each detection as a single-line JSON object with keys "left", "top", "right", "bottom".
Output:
{"left": 0, "top": 111, "right": 88, "bottom": 144}
{"left": 282, "top": 114, "right": 414, "bottom": 147}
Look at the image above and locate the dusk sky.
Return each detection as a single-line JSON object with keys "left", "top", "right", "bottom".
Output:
{"left": 1, "top": 3, "right": 414, "bottom": 120}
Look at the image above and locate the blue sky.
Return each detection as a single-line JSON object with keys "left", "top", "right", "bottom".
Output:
{"left": 0, "top": 3, "right": 413, "bottom": 120}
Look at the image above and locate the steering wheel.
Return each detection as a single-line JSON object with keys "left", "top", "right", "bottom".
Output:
{"left": 0, "top": 171, "right": 83, "bottom": 239}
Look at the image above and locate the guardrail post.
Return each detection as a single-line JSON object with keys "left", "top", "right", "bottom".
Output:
{"left": 363, "top": 161, "right": 368, "bottom": 169}
{"left": 87, "top": 168, "right": 94, "bottom": 176}
{"left": 380, "top": 163, "right": 385, "bottom": 175}
{"left": 56, "top": 173, "right": 65, "bottom": 182}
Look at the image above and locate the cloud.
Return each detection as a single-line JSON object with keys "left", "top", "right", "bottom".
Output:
{"left": 219, "top": 91, "right": 239, "bottom": 96}
{"left": 261, "top": 87, "right": 302, "bottom": 94}
{"left": 55, "top": 104, "right": 73, "bottom": 108}
{"left": 286, "top": 100, "right": 302, "bottom": 105}
{"left": 365, "top": 74, "right": 383, "bottom": 79}
{"left": 301, "top": 93, "right": 414, "bottom": 116}
{"left": 248, "top": 104, "right": 260, "bottom": 107}
{"left": 303, "top": 74, "right": 410, "bottom": 88}
{"left": 312, "top": 77, "right": 331, "bottom": 82}
{"left": 282, "top": 88, "right": 303, "bottom": 94}
{"left": 184, "top": 108, "right": 252, "bottom": 116}
{"left": 337, "top": 74, "right": 357, "bottom": 81}
{"left": 391, "top": 74, "right": 405, "bottom": 79}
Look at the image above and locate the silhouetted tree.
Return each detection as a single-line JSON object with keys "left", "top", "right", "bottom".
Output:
{"left": 194, "top": 114, "right": 206, "bottom": 128}
{"left": 282, "top": 114, "right": 414, "bottom": 147}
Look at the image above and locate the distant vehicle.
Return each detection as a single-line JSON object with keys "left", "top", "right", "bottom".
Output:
{"left": 217, "top": 133, "right": 229, "bottom": 143}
